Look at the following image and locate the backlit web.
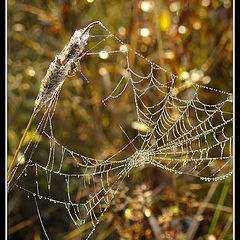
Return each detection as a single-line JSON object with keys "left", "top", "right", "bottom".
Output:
{"left": 8, "top": 22, "right": 233, "bottom": 239}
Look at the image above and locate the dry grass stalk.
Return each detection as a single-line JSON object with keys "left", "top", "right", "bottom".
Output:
{"left": 8, "top": 21, "right": 100, "bottom": 184}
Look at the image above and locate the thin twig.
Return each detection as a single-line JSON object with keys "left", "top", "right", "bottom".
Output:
{"left": 147, "top": 213, "right": 162, "bottom": 240}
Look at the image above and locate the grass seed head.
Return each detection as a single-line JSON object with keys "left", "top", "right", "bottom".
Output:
{"left": 33, "top": 23, "right": 96, "bottom": 115}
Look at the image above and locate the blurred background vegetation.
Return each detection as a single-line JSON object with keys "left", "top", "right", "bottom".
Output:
{"left": 8, "top": 0, "right": 232, "bottom": 239}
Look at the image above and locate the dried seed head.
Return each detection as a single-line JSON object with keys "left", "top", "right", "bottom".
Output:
{"left": 58, "top": 29, "right": 90, "bottom": 65}
{"left": 33, "top": 22, "right": 99, "bottom": 116}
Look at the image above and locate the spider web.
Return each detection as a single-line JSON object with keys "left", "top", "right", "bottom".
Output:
{"left": 8, "top": 22, "right": 233, "bottom": 239}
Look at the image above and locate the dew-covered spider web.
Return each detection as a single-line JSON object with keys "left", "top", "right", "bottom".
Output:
{"left": 8, "top": 22, "right": 233, "bottom": 239}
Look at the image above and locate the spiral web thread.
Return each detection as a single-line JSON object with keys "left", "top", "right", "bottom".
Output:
{"left": 9, "top": 22, "right": 233, "bottom": 239}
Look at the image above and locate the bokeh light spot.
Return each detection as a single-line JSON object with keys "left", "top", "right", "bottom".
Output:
{"left": 140, "top": 1, "right": 154, "bottom": 12}
{"left": 140, "top": 28, "right": 150, "bottom": 37}
{"left": 99, "top": 51, "right": 109, "bottom": 59}
{"left": 178, "top": 25, "right": 187, "bottom": 34}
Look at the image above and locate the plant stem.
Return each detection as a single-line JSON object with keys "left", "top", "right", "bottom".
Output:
{"left": 218, "top": 213, "right": 232, "bottom": 240}
{"left": 7, "top": 111, "right": 35, "bottom": 182}
{"left": 154, "top": 0, "right": 166, "bottom": 84}
{"left": 208, "top": 178, "right": 231, "bottom": 236}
